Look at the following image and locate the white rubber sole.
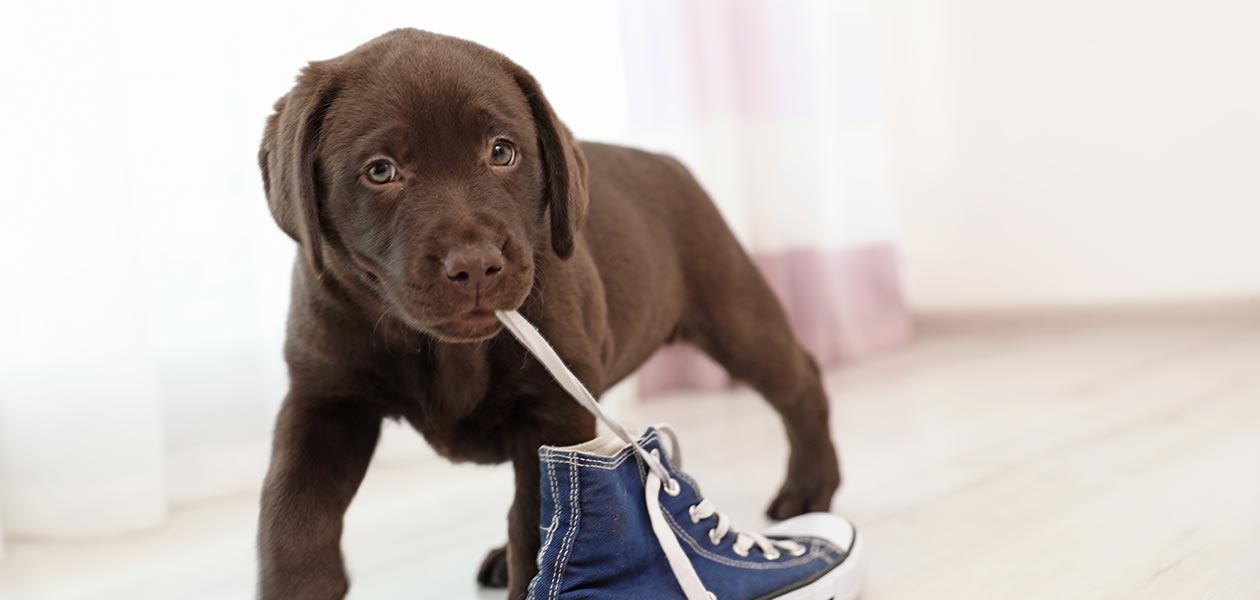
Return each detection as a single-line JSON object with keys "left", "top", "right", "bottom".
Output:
{"left": 769, "top": 535, "right": 867, "bottom": 600}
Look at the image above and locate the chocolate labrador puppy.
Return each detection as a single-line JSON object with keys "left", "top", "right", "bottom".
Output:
{"left": 257, "top": 28, "right": 841, "bottom": 599}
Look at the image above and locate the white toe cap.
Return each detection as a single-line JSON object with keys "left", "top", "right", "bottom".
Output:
{"left": 765, "top": 513, "right": 857, "bottom": 553}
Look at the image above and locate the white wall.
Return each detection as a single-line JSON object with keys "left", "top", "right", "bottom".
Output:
{"left": 0, "top": 0, "right": 631, "bottom": 537}
{"left": 877, "top": 0, "right": 1260, "bottom": 310}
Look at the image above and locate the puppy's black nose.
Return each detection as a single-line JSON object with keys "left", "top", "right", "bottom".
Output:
{"left": 442, "top": 243, "right": 504, "bottom": 292}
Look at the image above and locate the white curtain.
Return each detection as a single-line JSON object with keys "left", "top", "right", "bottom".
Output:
{"left": 0, "top": 2, "right": 296, "bottom": 541}
{"left": 0, "top": 0, "right": 901, "bottom": 547}
{"left": 618, "top": 0, "right": 896, "bottom": 252}
{"left": 615, "top": 0, "right": 910, "bottom": 391}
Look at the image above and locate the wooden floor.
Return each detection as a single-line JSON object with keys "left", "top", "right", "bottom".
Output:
{"left": 2, "top": 313, "right": 1258, "bottom": 599}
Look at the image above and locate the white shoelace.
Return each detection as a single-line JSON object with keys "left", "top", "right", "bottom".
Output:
{"left": 495, "top": 310, "right": 673, "bottom": 484}
{"left": 654, "top": 425, "right": 805, "bottom": 560}
{"left": 688, "top": 496, "right": 806, "bottom": 560}
{"left": 496, "top": 311, "right": 804, "bottom": 600}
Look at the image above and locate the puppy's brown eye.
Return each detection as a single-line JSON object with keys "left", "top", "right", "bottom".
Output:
{"left": 365, "top": 160, "right": 397, "bottom": 184}
{"left": 490, "top": 141, "right": 516, "bottom": 167}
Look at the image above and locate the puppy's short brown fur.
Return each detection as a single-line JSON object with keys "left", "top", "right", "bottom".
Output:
{"left": 257, "top": 29, "right": 841, "bottom": 598}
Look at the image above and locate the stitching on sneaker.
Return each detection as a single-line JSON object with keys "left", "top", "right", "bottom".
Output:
{"left": 673, "top": 469, "right": 702, "bottom": 496}
{"left": 537, "top": 458, "right": 561, "bottom": 564}
{"left": 530, "top": 463, "right": 563, "bottom": 600}
{"left": 529, "top": 460, "right": 564, "bottom": 600}
{"left": 541, "top": 434, "right": 661, "bottom": 470}
{"left": 548, "top": 453, "right": 582, "bottom": 600}
{"left": 810, "top": 537, "right": 843, "bottom": 559}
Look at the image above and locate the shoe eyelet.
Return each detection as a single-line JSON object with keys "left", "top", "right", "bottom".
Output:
{"left": 790, "top": 545, "right": 807, "bottom": 557}
{"left": 708, "top": 529, "right": 722, "bottom": 546}
{"left": 663, "top": 478, "right": 681, "bottom": 496}
{"left": 688, "top": 505, "right": 701, "bottom": 524}
{"left": 764, "top": 550, "right": 781, "bottom": 560}
{"left": 706, "top": 592, "right": 717, "bottom": 600}
{"left": 733, "top": 545, "right": 750, "bottom": 557}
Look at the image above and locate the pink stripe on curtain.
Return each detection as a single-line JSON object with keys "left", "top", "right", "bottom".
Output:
{"left": 637, "top": 243, "right": 911, "bottom": 395}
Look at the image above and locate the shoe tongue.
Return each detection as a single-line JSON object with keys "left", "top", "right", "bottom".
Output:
{"left": 579, "top": 431, "right": 630, "bottom": 457}
{"left": 542, "top": 427, "right": 665, "bottom": 459}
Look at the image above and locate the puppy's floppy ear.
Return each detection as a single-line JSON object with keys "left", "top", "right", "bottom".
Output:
{"left": 258, "top": 64, "right": 339, "bottom": 274}
{"left": 509, "top": 67, "right": 589, "bottom": 259}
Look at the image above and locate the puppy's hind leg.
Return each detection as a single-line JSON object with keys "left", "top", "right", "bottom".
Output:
{"left": 685, "top": 261, "right": 842, "bottom": 520}
{"left": 476, "top": 544, "right": 509, "bottom": 588}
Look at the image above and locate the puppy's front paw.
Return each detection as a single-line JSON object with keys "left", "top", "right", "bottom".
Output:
{"left": 476, "top": 544, "right": 510, "bottom": 588}
{"left": 766, "top": 464, "right": 841, "bottom": 520}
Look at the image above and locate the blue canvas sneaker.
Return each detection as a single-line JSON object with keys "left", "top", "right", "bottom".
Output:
{"left": 497, "top": 310, "right": 866, "bottom": 600}
{"left": 527, "top": 426, "right": 865, "bottom": 600}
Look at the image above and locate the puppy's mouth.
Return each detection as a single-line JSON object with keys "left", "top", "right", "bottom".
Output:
{"left": 387, "top": 289, "right": 527, "bottom": 343}
{"left": 346, "top": 248, "right": 530, "bottom": 343}
{"left": 429, "top": 309, "right": 504, "bottom": 343}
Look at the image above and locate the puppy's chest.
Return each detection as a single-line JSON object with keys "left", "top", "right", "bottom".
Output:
{"left": 381, "top": 352, "right": 488, "bottom": 417}
{"left": 380, "top": 347, "right": 540, "bottom": 463}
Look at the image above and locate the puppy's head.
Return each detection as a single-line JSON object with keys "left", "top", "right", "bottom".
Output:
{"left": 259, "top": 29, "right": 587, "bottom": 343}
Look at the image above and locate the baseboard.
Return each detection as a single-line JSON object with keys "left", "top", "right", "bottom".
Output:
{"left": 914, "top": 297, "right": 1260, "bottom": 332}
